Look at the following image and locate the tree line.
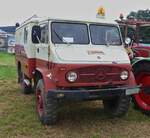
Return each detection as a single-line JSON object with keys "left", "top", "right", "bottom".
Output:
{"left": 127, "top": 9, "right": 150, "bottom": 21}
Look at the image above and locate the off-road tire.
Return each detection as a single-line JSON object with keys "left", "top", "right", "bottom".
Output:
{"left": 103, "top": 94, "right": 130, "bottom": 117}
{"left": 131, "top": 98, "right": 140, "bottom": 110}
{"left": 36, "top": 79, "right": 58, "bottom": 125}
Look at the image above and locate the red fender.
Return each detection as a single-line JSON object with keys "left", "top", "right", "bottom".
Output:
{"left": 127, "top": 71, "right": 137, "bottom": 87}
{"left": 36, "top": 68, "right": 56, "bottom": 92}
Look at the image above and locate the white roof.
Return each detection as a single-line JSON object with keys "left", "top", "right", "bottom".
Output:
{"left": 20, "top": 16, "right": 118, "bottom": 27}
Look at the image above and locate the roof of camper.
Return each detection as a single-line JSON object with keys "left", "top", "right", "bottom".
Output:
{"left": 18, "top": 16, "right": 118, "bottom": 29}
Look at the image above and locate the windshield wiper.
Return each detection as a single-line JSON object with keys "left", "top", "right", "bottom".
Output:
{"left": 53, "top": 30, "right": 71, "bottom": 46}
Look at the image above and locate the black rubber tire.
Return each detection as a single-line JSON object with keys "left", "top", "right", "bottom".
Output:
{"left": 19, "top": 71, "right": 32, "bottom": 94}
{"left": 103, "top": 94, "right": 130, "bottom": 117}
{"left": 36, "top": 79, "right": 58, "bottom": 125}
{"left": 131, "top": 97, "right": 140, "bottom": 110}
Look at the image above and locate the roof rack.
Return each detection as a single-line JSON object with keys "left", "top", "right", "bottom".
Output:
{"left": 116, "top": 19, "right": 150, "bottom": 25}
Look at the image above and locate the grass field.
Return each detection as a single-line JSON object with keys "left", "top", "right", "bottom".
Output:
{"left": 0, "top": 52, "right": 150, "bottom": 138}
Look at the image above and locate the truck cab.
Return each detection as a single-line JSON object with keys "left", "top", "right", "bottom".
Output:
{"left": 15, "top": 11, "right": 139, "bottom": 125}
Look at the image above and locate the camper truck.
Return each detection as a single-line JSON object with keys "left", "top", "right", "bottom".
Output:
{"left": 15, "top": 9, "right": 139, "bottom": 125}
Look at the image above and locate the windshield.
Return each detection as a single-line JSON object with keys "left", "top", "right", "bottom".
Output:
{"left": 90, "top": 24, "right": 122, "bottom": 45}
{"left": 139, "top": 26, "right": 150, "bottom": 44}
{"left": 51, "top": 22, "right": 89, "bottom": 44}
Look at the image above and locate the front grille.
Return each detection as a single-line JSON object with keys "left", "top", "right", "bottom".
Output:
{"left": 74, "top": 66, "right": 122, "bottom": 83}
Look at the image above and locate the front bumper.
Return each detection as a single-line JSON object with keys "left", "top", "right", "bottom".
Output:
{"left": 47, "top": 86, "right": 140, "bottom": 101}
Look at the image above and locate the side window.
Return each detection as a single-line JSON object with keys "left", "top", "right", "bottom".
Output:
{"left": 40, "top": 24, "right": 49, "bottom": 43}
{"left": 24, "top": 27, "right": 28, "bottom": 44}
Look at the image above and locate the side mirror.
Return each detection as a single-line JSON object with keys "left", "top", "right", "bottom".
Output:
{"left": 125, "top": 37, "right": 131, "bottom": 45}
{"left": 32, "top": 26, "right": 41, "bottom": 44}
{"left": 15, "top": 23, "right": 20, "bottom": 28}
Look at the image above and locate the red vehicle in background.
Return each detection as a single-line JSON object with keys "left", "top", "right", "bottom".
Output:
{"left": 117, "top": 19, "right": 150, "bottom": 57}
{"left": 117, "top": 18, "right": 150, "bottom": 115}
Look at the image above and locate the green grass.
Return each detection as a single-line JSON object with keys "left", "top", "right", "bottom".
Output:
{"left": 0, "top": 53, "right": 150, "bottom": 138}
{"left": 0, "top": 66, "right": 16, "bottom": 80}
{"left": 0, "top": 52, "right": 15, "bottom": 66}
{"left": 0, "top": 52, "right": 16, "bottom": 80}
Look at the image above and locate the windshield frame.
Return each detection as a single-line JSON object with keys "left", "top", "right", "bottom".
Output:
{"left": 51, "top": 21, "right": 90, "bottom": 45}
{"left": 89, "top": 24, "right": 122, "bottom": 46}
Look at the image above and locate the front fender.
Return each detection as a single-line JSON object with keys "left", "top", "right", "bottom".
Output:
{"left": 36, "top": 68, "right": 56, "bottom": 92}
{"left": 131, "top": 57, "right": 150, "bottom": 66}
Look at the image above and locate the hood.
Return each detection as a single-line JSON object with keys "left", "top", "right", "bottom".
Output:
{"left": 55, "top": 45, "right": 130, "bottom": 64}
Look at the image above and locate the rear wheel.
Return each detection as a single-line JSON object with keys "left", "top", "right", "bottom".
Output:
{"left": 133, "top": 62, "right": 150, "bottom": 115}
{"left": 103, "top": 94, "right": 130, "bottom": 117}
{"left": 36, "top": 79, "right": 58, "bottom": 125}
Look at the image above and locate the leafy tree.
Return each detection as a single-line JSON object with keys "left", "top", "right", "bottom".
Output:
{"left": 127, "top": 9, "right": 150, "bottom": 21}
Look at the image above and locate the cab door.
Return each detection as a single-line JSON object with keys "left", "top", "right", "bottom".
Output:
{"left": 35, "top": 22, "right": 50, "bottom": 69}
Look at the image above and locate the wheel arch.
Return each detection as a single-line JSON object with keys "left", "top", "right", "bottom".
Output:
{"left": 34, "top": 68, "right": 56, "bottom": 92}
{"left": 131, "top": 59, "right": 150, "bottom": 113}
{"left": 132, "top": 58, "right": 150, "bottom": 70}
{"left": 131, "top": 58, "right": 150, "bottom": 87}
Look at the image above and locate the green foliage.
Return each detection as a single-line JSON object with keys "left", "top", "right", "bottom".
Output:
{"left": 127, "top": 9, "right": 150, "bottom": 21}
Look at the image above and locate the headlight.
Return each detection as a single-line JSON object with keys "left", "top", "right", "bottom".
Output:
{"left": 120, "top": 71, "right": 128, "bottom": 80}
{"left": 66, "top": 71, "right": 78, "bottom": 82}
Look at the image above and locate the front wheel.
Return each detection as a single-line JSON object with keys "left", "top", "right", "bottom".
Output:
{"left": 103, "top": 94, "right": 130, "bottom": 117}
{"left": 36, "top": 79, "right": 58, "bottom": 125}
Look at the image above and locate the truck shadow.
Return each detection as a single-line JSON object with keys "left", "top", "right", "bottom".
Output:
{"left": 57, "top": 101, "right": 123, "bottom": 125}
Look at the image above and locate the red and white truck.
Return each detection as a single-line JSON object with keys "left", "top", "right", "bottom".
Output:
{"left": 15, "top": 12, "right": 139, "bottom": 125}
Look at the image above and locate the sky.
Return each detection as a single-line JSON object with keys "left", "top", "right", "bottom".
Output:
{"left": 0, "top": 0, "right": 149, "bottom": 26}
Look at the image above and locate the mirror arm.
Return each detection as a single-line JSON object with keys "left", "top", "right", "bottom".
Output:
{"left": 36, "top": 35, "right": 41, "bottom": 44}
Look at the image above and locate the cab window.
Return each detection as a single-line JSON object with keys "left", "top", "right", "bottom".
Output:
{"left": 51, "top": 22, "right": 89, "bottom": 44}
{"left": 90, "top": 24, "right": 122, "bottom": 45}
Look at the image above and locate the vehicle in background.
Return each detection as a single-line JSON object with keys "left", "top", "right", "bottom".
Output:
{"left": 117, "top": 19, "right": 150, "bottom": 57}
{"left": 117, "top": 19, "right": 150, "bottom": 115}
{"left": 7, "top": 35, "right": 15, "bottom": 53}
{"left": 0, "top": 26, "right": 15, "bottom": 53}
{"left": 0, "top": 30, "right": 7, "bottom": 52}
{"left": 15, "top": 9, "right": 139, "bottom": 125}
